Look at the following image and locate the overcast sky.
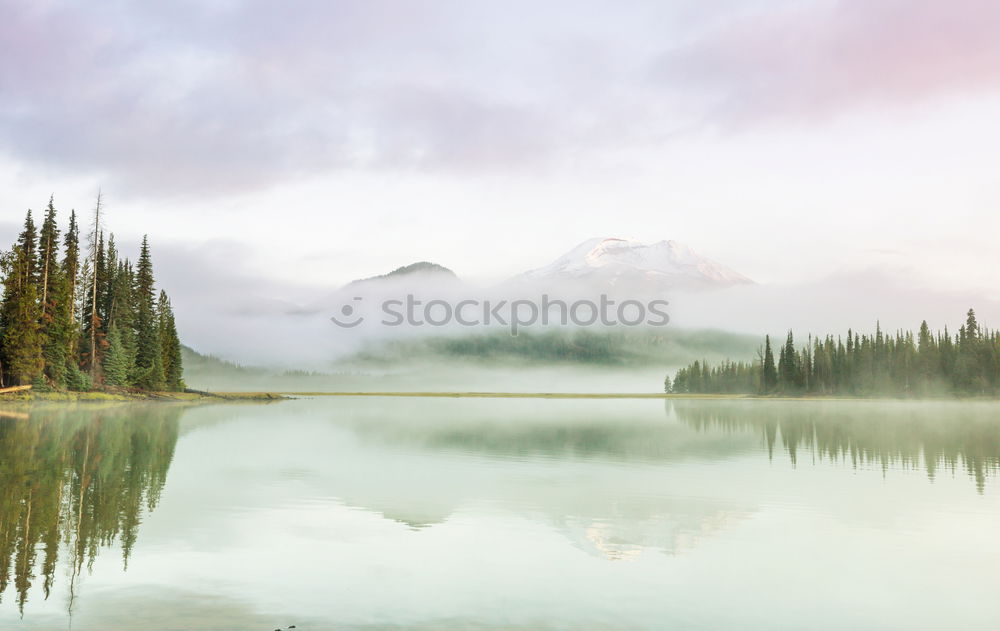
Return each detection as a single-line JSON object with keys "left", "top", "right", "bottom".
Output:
{"left": 2, "top": 0, "right": 999, "bottom": 350}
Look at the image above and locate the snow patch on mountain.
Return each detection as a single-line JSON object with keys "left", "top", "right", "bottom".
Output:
{"left": 519, "top": 237, "right": 752, "bottom": 291}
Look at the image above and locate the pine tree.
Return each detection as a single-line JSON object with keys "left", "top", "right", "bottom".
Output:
{"left": 957, "top": 308, "right": 985, "bottom": 393}
{"left": 109, "top": 260, "right": 137, "bottom": 381}
{"left": 778, "top": 331, "right": 799, "bottom": 392}
{"left": 915, "top": 320, "right": 937, "bottom": 394}
{"left": 0, "top": 213, "right": 45, "bottom": 386}
{"left": 82, "top": 192, "right": 106, "bottom": 382}
{"left": 102, "top": 324, "right": 129, "bottom": 386}
{"left": 101, "top": 233, "right": 118, "bottom": 326}
{"left": 16, "top": 210, "right": 39, "bottom": 287}
{"left": 965, "top": 309, "right": 979, "bottom": 340}
{"left": 63, "top": 209, "right": 80, "bottom": 320}
{"left": 36, "top": 198, "right": 72, "bottom": 387}
{"left": 38, "top": 197, "right": 60, "bottom": 309}
{"left": 80, "top": 231, "right": 108, "bottom": 382}
{"left": 61, "top": 210, "right": 82, "bottom": 376}
{"left": 132, "top": 236, "right": 164, "bottom": 390}
{"left": 157, "top": 290, "right": 184, "bottom": 391}
{"left": 761, "top": 335, "right": 777, "bottom": 393}
{"left": 41, "top": 265, "right": 73, "bottom": 388}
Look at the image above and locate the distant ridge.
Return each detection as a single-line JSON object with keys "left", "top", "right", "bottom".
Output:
{"left": 349, "top": 261, "right": 457, "bottom": 286}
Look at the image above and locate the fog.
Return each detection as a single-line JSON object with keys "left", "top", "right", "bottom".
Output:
{"left": 167, "top": 245, "right": 1000, "bottom": 392}
{"left": 183, "top": 360, "right": 673, "bottom": 394}
{"left": 3, "top": 221, "right": 996, "bottom": 391}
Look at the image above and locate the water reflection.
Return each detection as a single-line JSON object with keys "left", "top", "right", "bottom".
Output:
{"left": 334, "top": 399, "right": 756, "bottom": 462}
{"left": 0, "top": 404, "right": 179, "bottom": 614}
{"left": 671, "top": 399, "right": 1000, "bottom": 491}
{"left": 3, "top": 398, "right": 1000, "bottom": 629}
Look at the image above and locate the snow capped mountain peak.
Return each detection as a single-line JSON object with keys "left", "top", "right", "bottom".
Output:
{"left": 519, "top": 237, "right": 752, "bottom": 292}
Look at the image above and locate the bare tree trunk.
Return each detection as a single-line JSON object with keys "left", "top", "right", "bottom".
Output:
{"left": 89, "top": 191, "right": 102, "bottom": 381}
{"left": 41, "top": 232, "right": 50, "bottom": 307}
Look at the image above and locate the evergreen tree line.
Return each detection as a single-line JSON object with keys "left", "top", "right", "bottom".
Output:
{"left": 667, "top": 309, "right": 1000, "bottom": 397}
{"left": 0, "top": 195, "right": 184, "bottom": 390}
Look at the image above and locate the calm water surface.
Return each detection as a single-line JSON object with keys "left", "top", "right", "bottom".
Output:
{"left": 2, "top": 397, "right": 999, "bottom": 630}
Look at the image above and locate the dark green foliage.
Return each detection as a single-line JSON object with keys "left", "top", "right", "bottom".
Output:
{"left": 761, "top": 335, "right": 777, "bottom": 393}
{"left": 0, "top": 196, "right": 184, "bottom": 391}
{"left": 62, "top": 210, "right": 80, "bottom": 319}
{"left": 80, "top": 230, "right": 106, "bottom": 380}
{"left": 131, "top": 236, "right": 164, "bottom": 390}
{"left": 98, "top": 234, "right": 118, "bottom": 329}
{"left": 668, "top": 310, "right": 1000, "bottom": 397}
{"left": 64, "top": 359, "right": 92, "bottom": 391}
{"left": 777, "top": 331, "right": 801, "bottom": 392}
{"left": 109, "top": 260, "right": 137, "bottom": 377}
{"left": 103, "top": 324, "right": 130, "bottom": 386}
{"left": 15, "top": 209, "right": 39, "bottom": 286}
{"left": 40, "top": 261, "right": 72, "bottom": 387}
{"left": 0, "top": 213, "right": 45, "bottom": 385}
{"left": 39, "top": 199, "right": 71, "bottom": 387}
{"left": 672, "top": 358, "right": 758, "bottom": 394}
{"left": 157, "top": 290, "right": 184, "bottom": 391}
{"left": 38, "top": 197, "right": 60, "bottom": 308}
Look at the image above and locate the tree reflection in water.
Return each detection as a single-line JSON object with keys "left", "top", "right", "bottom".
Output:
{"left": 671, "top": 399, "right": 1000, "bottom": 492}
{"left": 0, "top": 404, "right": 180, "bottom": 614}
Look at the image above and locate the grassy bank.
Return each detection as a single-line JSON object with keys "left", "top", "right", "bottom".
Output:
{"left": 0, "top": 388, "right": 287, "bottom": 404}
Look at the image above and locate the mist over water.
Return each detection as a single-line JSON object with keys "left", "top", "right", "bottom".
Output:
{"left": 182, "top": 325, "right": 762, "bottom": 393}
{"left": 3, "top": 397, "right": 1000, "bottom": 629}
{"left": 168, "top": 262, "right": 1000, "bottom": 371}
{"left": 186, "top": 361, "right": 677, "bottom": 394}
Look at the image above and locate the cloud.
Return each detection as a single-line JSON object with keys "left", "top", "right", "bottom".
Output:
{"left": 2, "top": 0, "right": 998, "bottom": 197}
{"left": 654, "top": 0, "right": 1000, "bottom": 125}
{"left": 0, "top": 0, "right": 586, "bottom": 196}
{"left": 670, "top": 266, "right": 1000, "bottom": 337}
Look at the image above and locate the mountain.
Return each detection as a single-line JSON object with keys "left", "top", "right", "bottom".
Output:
{"left": 516, "top": 237, "right": 752, "bottom": 293}
{"left": 348, "top": 261, "right": 458, "bottom": 286}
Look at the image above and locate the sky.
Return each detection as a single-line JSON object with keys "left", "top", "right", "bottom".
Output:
{"left": 1, "top": 0, "right": 999, "bottom": 359}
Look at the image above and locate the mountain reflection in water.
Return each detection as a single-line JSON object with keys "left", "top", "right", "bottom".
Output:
{"left": 2, "top": 397, "right": 1000, "bottom": 630}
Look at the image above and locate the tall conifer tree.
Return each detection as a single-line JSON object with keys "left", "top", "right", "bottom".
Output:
{"left": 761, "top": 335, "right": 777, "bottom": 393}
{"left": 157, "top": 290, "right": 184, "bottom": 391}
{"left": 133, "top": 236, "right": 164, "bottom": 390}
{"left": 38, "top": 200, "right": 72, "bottom": 387}
{"left": 0, "top": 212, "right": 45, "bottom": 386}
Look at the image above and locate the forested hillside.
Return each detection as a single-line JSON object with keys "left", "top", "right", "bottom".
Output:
{"left": 349, "top": 328, "right": 760, "bottom": 367}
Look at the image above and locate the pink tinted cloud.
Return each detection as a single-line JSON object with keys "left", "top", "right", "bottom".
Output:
{"left": 657, "top": 0, "right": 1000, "bottom": 123}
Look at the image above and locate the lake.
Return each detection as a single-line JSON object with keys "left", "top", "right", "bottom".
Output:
{"left": 2, "top": 397, "right": 999, "bottom": 630}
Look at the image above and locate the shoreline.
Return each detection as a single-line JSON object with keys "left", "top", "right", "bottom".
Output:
{"left": 0, "top": 389, "right": 287, "bottom": 404}
{"left": 268, "top": 392, "right": 1000, "bottom": 402}
{"left": 4, "top": 390, "right": 998, "bottom": 405}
